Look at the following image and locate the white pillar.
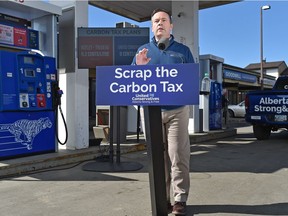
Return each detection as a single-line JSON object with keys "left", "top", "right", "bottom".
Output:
{"left": 171, "top": 1, "right": 200, "bottom": 133}
{"left": 58, "top": 0, "right": 89, "bottom": 150}
{"left": 201, "top": 94, "right": 210, "bottom": 132}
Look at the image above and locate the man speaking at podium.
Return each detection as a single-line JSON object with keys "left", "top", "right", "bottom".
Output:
{"left": 132, "top": 8, "right": 195, "bottom": 215}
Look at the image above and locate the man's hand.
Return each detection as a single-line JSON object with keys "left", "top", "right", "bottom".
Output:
{"left": 136, "top": 48, "right": 151, "bottom": 65}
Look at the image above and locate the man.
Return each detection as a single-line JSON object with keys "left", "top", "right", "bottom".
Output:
{"left": 132, "top": 8, "right": 195, "bottom": 215}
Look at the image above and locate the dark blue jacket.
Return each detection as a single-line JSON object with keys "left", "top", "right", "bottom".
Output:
{"left": 132, "top": 35, "right": 195, "bottom": 110}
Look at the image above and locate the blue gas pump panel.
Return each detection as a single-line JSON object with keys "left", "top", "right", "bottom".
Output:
{"left": 0, "top": 50, "right": 57, "bottom": 159}
{"left": 0, "top": 51, "right": 57, "bottom": 111}
{"left": 209, "top": 81, "right": 222, "bottom": 130}
{"left": 0, "top": 51, "right": 18, "bottom": 111}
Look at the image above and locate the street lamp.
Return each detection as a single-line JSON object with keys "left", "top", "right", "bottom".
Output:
{"left": 260, "top": 5, "right": 271, "bottom": 90}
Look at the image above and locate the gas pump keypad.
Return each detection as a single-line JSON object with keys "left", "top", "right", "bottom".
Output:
{"left": 19, "top": 93, "right": 29, "bottom": 108}
{"left": 18, "top": 55, "right": 48, "bottom": 110}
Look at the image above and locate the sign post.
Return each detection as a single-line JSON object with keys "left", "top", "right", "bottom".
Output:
{"left": 143, "top": 106, "right": 167, "bottom": 215}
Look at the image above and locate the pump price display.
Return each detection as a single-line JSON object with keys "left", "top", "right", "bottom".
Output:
{"left": 96, "top": 63, "right": 199, "bottom": 106}
{"left": 24, "top": 56, "right": 34, "bottom": 64}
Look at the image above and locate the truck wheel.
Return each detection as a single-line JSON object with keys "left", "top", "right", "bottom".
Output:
{"left": 253, "top": 125, "right": 271, "bottom": 140}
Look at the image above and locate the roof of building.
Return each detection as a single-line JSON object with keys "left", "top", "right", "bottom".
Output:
{"left": 245, "top": 61, "right": 287, "bottom": 70}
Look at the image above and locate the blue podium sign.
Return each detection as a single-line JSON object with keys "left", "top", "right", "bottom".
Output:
{"left": 96, "top": 63, "right": 199, "bottom": 106}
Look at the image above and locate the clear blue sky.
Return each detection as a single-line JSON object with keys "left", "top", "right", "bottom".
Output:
{"left": 88, "top": 1, "right": 288, "bottom": 68}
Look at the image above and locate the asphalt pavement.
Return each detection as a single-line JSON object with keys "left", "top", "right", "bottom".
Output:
{"left": 1, "top": 119, "right": 288, "bottom": 216}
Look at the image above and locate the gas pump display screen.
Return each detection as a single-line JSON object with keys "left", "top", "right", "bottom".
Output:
{"left": 24, "top": 56, "right": 34, "bottom": 64}
{"left": 25, "top": 69, "right": 35, "bottom": 77}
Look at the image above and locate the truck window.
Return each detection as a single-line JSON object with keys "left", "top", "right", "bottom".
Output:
{"left": 274, "top": 79, "right": 288, "bottom": 90}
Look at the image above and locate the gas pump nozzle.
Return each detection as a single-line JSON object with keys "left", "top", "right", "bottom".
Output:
{"left": 52, "top": 82, "right": 68, "bottom": 145}
{"left": 52, "top": 82, "right": 63, "bottom": 109}
{"left": 57, "top": 88, "right": 63, "bottom": 105}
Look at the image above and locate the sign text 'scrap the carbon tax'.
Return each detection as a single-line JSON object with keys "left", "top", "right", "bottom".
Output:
{"left": 96, "top": 63, "right": 199, "bottom": 106}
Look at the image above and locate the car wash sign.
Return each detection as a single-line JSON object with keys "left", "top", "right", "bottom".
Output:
{"left": 96, "top": 63, "right": 199, "bottom": 106}
{"left": 78, "top": 27, "right": 149, "bottom": 68}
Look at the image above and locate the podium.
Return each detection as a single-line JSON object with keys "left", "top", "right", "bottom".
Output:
{"left": 93, "top": 63, "right": 199, "bottom": 216}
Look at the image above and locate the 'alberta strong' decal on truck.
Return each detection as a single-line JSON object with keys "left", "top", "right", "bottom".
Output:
{"left": 254, "top": 97, "right": 288, "bottom": 114}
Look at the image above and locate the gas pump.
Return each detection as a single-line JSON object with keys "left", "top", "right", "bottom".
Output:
{"left": 209, "top": 80, "right": 222, "bottom": 130}
{"left": 0, "top": 50, "right": 61, "bottom": 159}
{"left": 199, "top": 54, "right": 224, "bottom": 131}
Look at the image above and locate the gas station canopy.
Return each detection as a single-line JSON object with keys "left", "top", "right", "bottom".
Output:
{"left": 89, "top": 0, "right": 241, "bottom": 22}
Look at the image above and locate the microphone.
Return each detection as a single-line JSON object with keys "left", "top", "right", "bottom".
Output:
{"left": 158, "top": 37, "right": 169, "bottom": 50}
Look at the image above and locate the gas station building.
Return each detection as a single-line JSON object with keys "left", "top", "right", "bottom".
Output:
{"left": 0, "top": 0, "right": 279, "bottom": 158}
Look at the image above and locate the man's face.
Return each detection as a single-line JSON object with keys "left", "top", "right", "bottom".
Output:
{"left": 151, "top": 11, "right": 173, "bottom": 40}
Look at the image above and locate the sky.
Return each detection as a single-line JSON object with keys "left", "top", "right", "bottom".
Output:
{"left": 88, "top": 0, "right": 288, "bottom": 69}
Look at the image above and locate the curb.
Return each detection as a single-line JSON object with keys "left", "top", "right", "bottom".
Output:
{"left": 190, "top": 128, "right": 237, "bottom": 143}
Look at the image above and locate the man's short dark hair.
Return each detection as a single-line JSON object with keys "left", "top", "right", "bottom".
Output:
{"left": 151, "top": 8, "right": 172, "bottom": 23}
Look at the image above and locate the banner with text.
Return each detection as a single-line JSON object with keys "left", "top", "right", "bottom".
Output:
{"left": 96, "top": 63, "right": 199, "bottom": 106}
{"left": 77, "top": 27, "right": 149, "bottom": 68}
